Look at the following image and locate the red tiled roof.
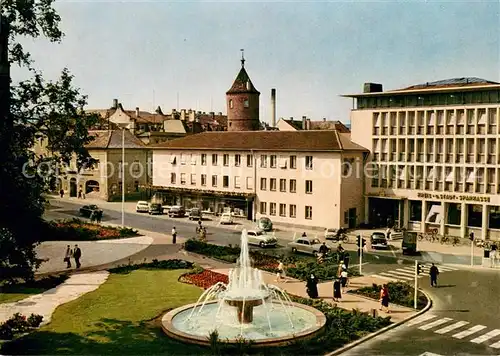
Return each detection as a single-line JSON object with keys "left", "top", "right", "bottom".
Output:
{"left": 226, "top": 66, "right": 260, "bottom": 94}
{"left": 86, "top": 130, "right": 146, "bottom": 149}
{"left": 283, "top": 119, "right": 350, "bottom": 132}
{"left": 152, "top": 130, "right": 367, "bottom": 152}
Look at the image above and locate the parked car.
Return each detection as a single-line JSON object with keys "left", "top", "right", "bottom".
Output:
{"left": 136, "top": 201, "right": 150, "bottom": 213}
{"left": 189, "top": 208, "right": 203, "bottom": 221}
{"left": 220, "top": 212, "right": 234, "bottom": 225}
{"left": 148, "top": 203, "right": 163, "bottom": 215}
{"left": 324, "top": 228, "right": 349, "bottom": 242}
{"left": 168, "top": 206, "right": 186, "bottom": 218}
{"left": 370, "top": 232, "right": 389, "bottom": 249}
{"left": 246, "top": 230, "right": 277, "bottom": 248}
{"left": 79, "top": 204, "right": 101, "bottom": 218}
{"left": 288, "top": 237, "right": 331, "bottom": 256}
{"left": 258, "top": 217, "right": 273, "bottom": 232}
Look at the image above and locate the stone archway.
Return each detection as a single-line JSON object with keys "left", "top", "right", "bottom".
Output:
{"left": 69, "top": 178, "right": 77, "bottom": 197}
{"left": 85, "top": 180, "right": 100, "bottom": 194}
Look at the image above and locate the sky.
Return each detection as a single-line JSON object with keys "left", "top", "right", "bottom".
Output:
{"left": 13, "top": 0, "right": 500, "bottom": 124}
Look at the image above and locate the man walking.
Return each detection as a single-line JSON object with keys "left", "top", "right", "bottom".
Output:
{"left": 429, "top": 263, "right": 439, "bottom": 287}
{"left": 490, "top": 242, "right": 497, "bottom": 268}
{"left": 64, "top": 245, "right": 72, "bottom": 268}
{"left": 172, "top": 226, "right": 177, "bottom": 244}
{"left": 73, "top": 244, "right": 82, "bottom": 269}
{"left": 59, "top": 189, "right": 64, "bottom": 198}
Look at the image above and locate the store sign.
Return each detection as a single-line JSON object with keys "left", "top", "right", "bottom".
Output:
{"left": 417, "top": 192, "right": 491, "bottom": 203}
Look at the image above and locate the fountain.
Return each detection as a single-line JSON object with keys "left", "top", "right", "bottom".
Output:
{"left": 162, "top": 229, "right": 326, "bottom": 347}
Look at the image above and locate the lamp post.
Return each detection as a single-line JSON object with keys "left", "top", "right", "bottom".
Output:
{"left": 116, "top": 123, "right": 128, "bottom": 227}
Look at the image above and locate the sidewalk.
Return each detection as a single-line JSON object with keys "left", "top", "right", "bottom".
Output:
{"left": 209, "top": 268, "right": 417, "bottom": 323}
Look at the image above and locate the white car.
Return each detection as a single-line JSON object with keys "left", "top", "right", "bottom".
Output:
{"left": 220, "top": 212, "right": 234, "bottom": 225}
{"left": 136, "top": 201, "right": 150, "bottom": 213}
{"left": 246, "top": 230, "right": 277, "bottom": 248}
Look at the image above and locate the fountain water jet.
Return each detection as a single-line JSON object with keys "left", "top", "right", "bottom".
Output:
{"left": 162, "top": 229, "right": 326, "bottom": 347}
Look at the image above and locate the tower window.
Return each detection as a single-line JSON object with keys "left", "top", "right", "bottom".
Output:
{"left": 229, "top": 99, "right": 234, "bottom": 109}
{"left": 244, "top": 99, "right": 249, "bottom": 108}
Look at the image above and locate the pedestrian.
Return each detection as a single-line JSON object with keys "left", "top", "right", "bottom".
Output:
{"left": 386, "top": 227, "right": 391, "bottom": 240}
{"left": 429, "top": 263, "right": 439, "bottom": 287}
{"left": 319, "top": 242, "right": 328, "bottom": 255}
{"left": 73, "top": 244, "right": 82, "bottom": 269}
{"left": 276, "top": 261, "right": 285, "bottom": 282}
{"left": 90, "top": 210, "right": 96, "bottom": 223}
{"left": 340, "top": 269, "right": 348, "bottom": 293}
{"left": 78, "top": 188, "right": 82, "bottom": 199}
{"left": 337, "top": 261, "right": 346, "bottom": 278}
{"left": 490, "top": 242, "right": 498, "bottom": 268}
{"left": 59, "top": 189, "right": 64, "bottom": 198}
{"left": 306, "top": 274, "right": 318, "bottom": 299}
{"left": 344, "top": 253, "right": 350, "bottom": 269}
{"left": 379, "top": 284, "right": 390, "bottom": 313}
{"left": 333, "top": 277, "right": 342, "bottom": 302}
{"left": 96, "top": 210, "right": 103, "bottom": 223}
{"left": 172, "top": 226, "right": 177, "bottom": 244}
{"left": 64, "top": 245, "right": 72, "bottom": 268}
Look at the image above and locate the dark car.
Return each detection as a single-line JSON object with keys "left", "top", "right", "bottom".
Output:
{"left": 148, "top": 203, "right": 163, "bottom": 215}
{"left": 258, "top": 217, "right": 273, "bottom": 232}
{"left": 188, "top": 208, "right": 202, "bottom": 221}
{"left": 370, "top": 232, "right": 389, "bottom": 249}
{"left": 168, "top": 206, "right": 186, "bottom": 218}
{"left": 79, "top": 204, "right": 101, "bottom": 218}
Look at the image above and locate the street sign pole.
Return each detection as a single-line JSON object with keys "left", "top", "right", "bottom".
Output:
{"left": 359, "top": 234, "right": 363, "bottom": 275}
{"left": 414, "top": 260, "right": 418, "bottom": 309}
{"left": 471, "top": 240, "right": 474, "bottom": 267}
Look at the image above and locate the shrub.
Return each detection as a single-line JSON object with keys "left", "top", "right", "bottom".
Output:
{"left": 27, "top": 314, "right": 44, "bottom": 328}
{"left": 109, "top": 259, "right": 194, "bottom": 274}
{"left": 0, "top": 313, "right": 44, "bottom": 340}
{"left": 350, "top": 281, "right": 427, "bottom": 310}
{"left": 42, "top": 218, "right": 139, "bottom": 241}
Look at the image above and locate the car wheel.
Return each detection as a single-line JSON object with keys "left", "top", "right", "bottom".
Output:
{"left": 291, "top": 247, "right": 297, "bottom": 253}
{"left": 259, "top": 241, "right": 265, "bottom": 248}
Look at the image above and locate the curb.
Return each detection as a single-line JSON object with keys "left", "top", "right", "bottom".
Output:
{"left": 325, "top": 288, "right": 433, "bottom": 356}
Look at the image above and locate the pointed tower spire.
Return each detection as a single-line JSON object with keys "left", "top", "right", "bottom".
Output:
{"left": 240, "top": 48, "right": 245, "bottom": 68}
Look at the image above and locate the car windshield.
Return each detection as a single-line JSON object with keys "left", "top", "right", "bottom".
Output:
{"left": 373, "top": 233, "right": 385, "bottom": 238}
{"left": 326, "top": 229, "right": 336, "bottom": 233}
{"left": 310, "top": 239, "right": 321, "bottom": 245}
{"left": 89, "top": 205, "right": 98, "bottom": 209}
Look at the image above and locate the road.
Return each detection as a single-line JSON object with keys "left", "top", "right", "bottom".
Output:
{"left": 340, "top": 268, "right": 500, "bottom": 356}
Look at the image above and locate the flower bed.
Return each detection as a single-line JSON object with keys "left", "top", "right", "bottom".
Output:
{"left": 350, "top": 281, "right": 427, "bottom": 310}
{"left": 181, "top": 270, "right": 229, "bottom": 289}
{"left": 109, "top": 259, "right": 194, "bottom": 274}
{"left": 43, "top": 218, "right": 140, "bottom": 241}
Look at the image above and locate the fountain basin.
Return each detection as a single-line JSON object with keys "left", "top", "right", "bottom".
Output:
{"left": 162, "top": 300, "right": 326, "bottom": 347}
{"left": 224, "top": 295, "right": 271, "bottom": 323}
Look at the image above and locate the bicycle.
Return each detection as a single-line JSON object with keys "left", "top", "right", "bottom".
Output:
{"left": 451, "top": 236, "right": 461, "bottom": 246}
{"left": 440, "top": 234, "right": 450, "bottom": 245}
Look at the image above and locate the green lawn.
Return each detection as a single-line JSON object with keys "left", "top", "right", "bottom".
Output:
{"left": 2, "top": 270, "right": 208, "bottom": 355}
{"left": 0, "top": 286, "right": 47, "bottom": 304}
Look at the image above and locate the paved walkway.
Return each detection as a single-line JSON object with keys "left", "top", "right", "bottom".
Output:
{"left": 210, "top": 268, "right": 417, "bottom": 323}
{"left": 0, "top": 272, "right": 109, "bottom": 324}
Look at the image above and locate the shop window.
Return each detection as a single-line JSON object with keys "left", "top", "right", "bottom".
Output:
{"left": 488, "top": 206, "right": 500, "bottom": 229}
{"left": 447, "top": 203, "right": 461, "bottom": 226}
{"left": 467, "top": 204, "right": 482, "bottom": 227}
{"left": 425, "top": 201, "right": 442, "bottom": 224}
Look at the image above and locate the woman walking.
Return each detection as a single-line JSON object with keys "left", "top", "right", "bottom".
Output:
{"left": 333, "top": 278, "right": 342, "bottom": 302}
{"left": 276, "top": 261, "right": 286, "bottom": 283}
{"left": 306, "top": 274, "right": 318, "bottom": 299}
{"left": 379, "top": 284, "right": 390, "bottom": 313}
{"left": 340, "top": 269, "right": 348, "bottom": 293}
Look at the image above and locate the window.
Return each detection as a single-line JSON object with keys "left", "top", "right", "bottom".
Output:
{"left": 234, "top": 176, "right": 241, "bottom": 189}
{"left": 180, "top": 154, "right": 186, "bottom": 165}
{"left": 170, "top": 173, "right": 176, "bottom": 184}
{"left": 305, "top": 206, "right": 312, "bottom": 220}
{"left": 289, "top": 179, "right": 297, "bottom": 193}
{"left": 180, "top": 173, "right": 186, "bottom": 185}
{"left": 305, "top": 180, "right": 313, "bottom": 194}
{"left": 447, "top": 203, "right": 461, "bottom": 225}
{"left": 223, "top": 176, "right": 229, "bottom": 188}
{"left": 246, "top": 177, "right": 253, "bottom": 189}
{"left": 247, "top": 154, "right": 253, "bottom": 167}
{"left": 489, "top": 206, "right": 500, "bottom": 229}
{"left": 260, "top": 155, "right": 267, "bottom": 168}
{"left": 201, "top": 174, "right": 206, "bottom": 186}
{"left": 279, "top": 156, "right": 287, "bottom": 168}
{"left": 270, "top": 203, "right": 276, "bottom": 216}
{"left": 270, "top": 178, "right": 277, "bottom": 191}
{"left": 467, "top": 204, "right": 482, "bottom": 227}
{"left": 235, "top": 154, "right": 241, "bottom": 167}
{"left": 409, "top": 200, "right": 422, "bottom": 222}
{"left": 223, "top": 154, "right": 229, "bottom": 166}
{"left": 169, "top": 155, "right": 177, "bottom": 164}
{"left": 279, "top": 203, "right": 286, "bottom": 217}
{"left": 260, "top": 202, "right": 267, "bottom": 214}
{"left": 201, "top": 154, "right": 207, "bottom": 166}
{"left": 260, "top": 178, "right": 267, "bottom": 190}
{"left": 289, "top": 204, "right": 296, "bottom": 218}
{"left": 244, "top": 99, "right": 249, "bottom": 107}
{"left": 212, "top": 154, "right": 218, "bottom": 165}
{"left": 131, "top": 160, "right": 140, "bottom": 175}
{"left": 270, "top": 155, "right": 277, "bottom": 168}
{"left": 212, "top": 175, "right": 217, "bottom": 187}
{"left": 290, "top": 155, "right": 297, "bottom": 169}
{"left": 190, "top": 174, "right": 196, "bottom": 185}
{"left": 279, "top": 179, "right": 286, "bottom": 192}
{"left": 305, "top": 156, "right": 313, "bottom": 170}
{"left": 229, "top": 99, "right": 234, "bottom": 109}
{"left": 190, "top": 155, "right": 197, "bottom": 165}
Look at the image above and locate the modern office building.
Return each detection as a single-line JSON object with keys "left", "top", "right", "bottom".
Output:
{"left": 151, "top": 130, "right": 368, "bottom": 229}
{"left": 345, "top": 78, "right": 500, "bottom": 240}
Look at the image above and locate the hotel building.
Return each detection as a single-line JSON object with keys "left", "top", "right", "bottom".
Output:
{"left": 345, "top": 78, "right": 500, "bottom": 240}
{"left": 151, "top": 130, "right": 368, "bottom": 229}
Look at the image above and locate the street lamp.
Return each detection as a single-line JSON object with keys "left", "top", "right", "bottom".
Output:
{"left": 116, "top": 123, "right": 129, "bottom": 227}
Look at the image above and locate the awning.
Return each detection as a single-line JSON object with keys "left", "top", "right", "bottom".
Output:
{"left": 152, "top": 186, "right": 255, "bottom": 199}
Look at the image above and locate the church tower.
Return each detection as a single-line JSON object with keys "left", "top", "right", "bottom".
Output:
{"left": 226, "top": 50, "right": 260, "bottom": 131}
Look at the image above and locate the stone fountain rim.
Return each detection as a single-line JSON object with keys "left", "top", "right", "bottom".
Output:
{"left": 161, "top": 300, "right": 327, "bottom": 348}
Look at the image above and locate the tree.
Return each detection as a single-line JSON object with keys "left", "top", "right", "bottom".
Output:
{"left": 0, "top": 1, "right": 99, "bottom": 282}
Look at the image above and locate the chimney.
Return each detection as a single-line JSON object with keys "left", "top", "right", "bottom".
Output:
{"left": 306, "top": 118, "right": 311, "bottom": 130}
{"left": 302, "top": 116, "right": 307, "bottom": 130}
{"left": 271, "top": 88, "right": 276, "bottom": 127}
{"left": 135, "top": 107, "right": 139, "bottom": 118}
{"left": 112, "top": 99, "right": 118, "bottom": 109}
{"left": 363, "top": 83, "right": 383, "bottom": 93}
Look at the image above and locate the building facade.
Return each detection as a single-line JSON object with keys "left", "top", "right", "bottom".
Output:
{"left": 345, "top": 77, "right": 500, "bottom": 240}
{"left": 152, "top": 131, "right": 368, "bottom": 229}
{"left": 277, "top": 117, "right": 351, "bottom": 133}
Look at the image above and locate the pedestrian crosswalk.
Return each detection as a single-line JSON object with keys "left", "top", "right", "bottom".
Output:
{"left": 409, "top": 314, "right": 500, "bottom": 349}
{"left": 372, "top": 263, "right": 460, "bottom": 282}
